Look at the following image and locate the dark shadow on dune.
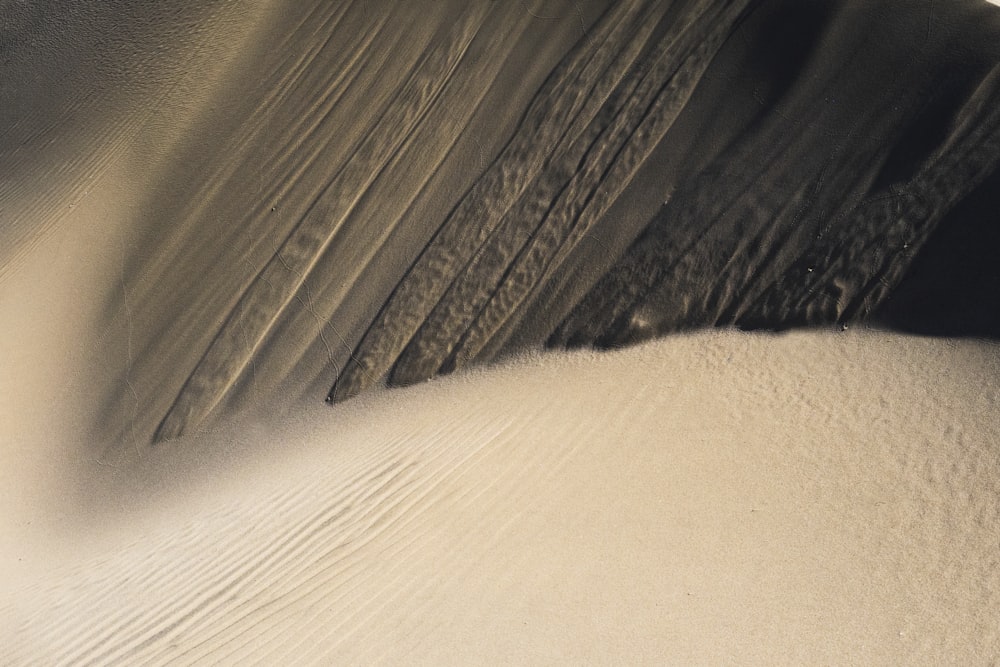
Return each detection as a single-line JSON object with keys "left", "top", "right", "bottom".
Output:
{"left": 169, "top": 0, "right": 1000, "bottom": 440}
{"left": 873, "top": 167, "right": 1000, "bottom": 339}
{"left": 10, "top": 0, "right": 988, "bottom": 446}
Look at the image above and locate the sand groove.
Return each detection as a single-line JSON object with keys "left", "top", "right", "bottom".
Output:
{"left": 325, "top": 0, "right": 654, "bottom": 403}
{"left": 385, "top": 0, "right": 675, "bottom": 387}
{"left": 2, "top": 0, "right": 998, "bottom": 449}
{"left": 152, "top": 3, "right": 491, "bottom": 441}
{"left": 549, "top": 2, "right": 1000, "bottom": 348}
{"left": 332, "top": 0, "right": 758, "bottom": 400}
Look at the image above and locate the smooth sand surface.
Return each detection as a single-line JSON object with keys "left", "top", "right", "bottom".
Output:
{"left": 4, "top": 329, "right": 1000, "bottom": 664}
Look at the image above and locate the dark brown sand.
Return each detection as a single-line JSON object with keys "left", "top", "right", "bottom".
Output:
{"left": 5, "top": 0, "right": 997, "bottom": 446}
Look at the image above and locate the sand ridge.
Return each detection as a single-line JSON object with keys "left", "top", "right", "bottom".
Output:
{"left": 2, "top": 0, "right": 1000, "bottom": 662}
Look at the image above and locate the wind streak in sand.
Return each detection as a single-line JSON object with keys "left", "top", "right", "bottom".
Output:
{"left": 12, "top": 0, "right": 995, "bottom": 449}
{"left": 154, "top": 6, "right": 490, "bottom": 441}
{"left": 330, "top": 0, "right": 758, "bottom": 401}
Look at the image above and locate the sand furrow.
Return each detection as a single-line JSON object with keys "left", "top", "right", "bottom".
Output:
{"left": 750, "top": 65, "right": 1000, "bottom": 327}
{"left": 327, "top": 0, "right": 649, "bottom": 402}
{"left": 549, "top": 6, "right": 1000, "bottom": 347}
{"left": 153, "top": 4, "right": 491, "bottom": 441}
{"left": 6, "top": 332, "right": 999, "bottom": 663}
{"left": 387, "top": 0, "right": 672, "bottom": 388}
{"left": 444, "top": 0, "right": 757, "bottom": 370}
{"left": 221, "top": 3, "right": 543, "bottom": 407}
{"left": 335, "top": 0, "right": 721, "bottom": 396}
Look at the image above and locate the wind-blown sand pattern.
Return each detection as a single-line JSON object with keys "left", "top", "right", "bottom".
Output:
{"left": 3, "top": 0, "right": 993, "bottom": 446}
{"left": 333, "top": 0, "right": 755, "bottom": 399}
{"left": 5, "top": 333, "right": 1000, "bottom": 664}
{"left": 2, "top": 0, "right": 1000, "bottom": 662}
{"left": 159, "top": 0, "right": 1000, "bottom": 440}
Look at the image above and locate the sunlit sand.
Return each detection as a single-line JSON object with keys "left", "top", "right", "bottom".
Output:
{"left": 2, "top": 0, "right": 999, "bottom": 663}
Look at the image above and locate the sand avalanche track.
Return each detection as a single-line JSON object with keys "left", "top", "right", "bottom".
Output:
{"left": 4, "top": 0, "right": 997, "bottom": 447}
{"left": 5, "top": 332, "right": 1000, "bottom": 664}
{"left": 3, "top": 0, "right": 1000, "bottom": 662}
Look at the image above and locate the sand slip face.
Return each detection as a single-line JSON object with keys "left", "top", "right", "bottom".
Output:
{"left": 3, "top": 330, "right": 999, "bottom": 664}
{"left": 2, "top": 0, "right": 1000, "bottom": 663}
{"left": 3, "top": 0, "right": 995, "bottom": 448}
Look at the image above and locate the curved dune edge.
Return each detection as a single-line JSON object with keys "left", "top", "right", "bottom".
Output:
{"left": 3, "top": 0, "right": 994, "bottom": 448}
{"left": 4, "top": 330, "right": 998, "bottom": 664}
{"left": 1, "top": 0, "right": 999, "bottom": 662}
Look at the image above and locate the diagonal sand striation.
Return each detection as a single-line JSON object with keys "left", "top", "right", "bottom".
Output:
{"left": 2, "top": 0, "right": 1000, "bottom": 662}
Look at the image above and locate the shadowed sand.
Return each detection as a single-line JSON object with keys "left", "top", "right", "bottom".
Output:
{"left": 4, "top": 0, "right": 997, "bottom": 448}
{"left": 2, "top": 0, "right": 1000, "bottom": 662}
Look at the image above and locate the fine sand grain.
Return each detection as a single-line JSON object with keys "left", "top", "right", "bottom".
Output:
{"left": 2, "top": 0, "right": 1000, "bottom": 663}
{"left": 3, "top": 330, "right": 999, "bottom": 664}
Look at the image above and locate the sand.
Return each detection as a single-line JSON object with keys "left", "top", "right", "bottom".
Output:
{"left": 3, "top": 330, "right": 1000, "bottom": 663}
{"left": 2, "top": 0, "right": 1000, "bottom": 663}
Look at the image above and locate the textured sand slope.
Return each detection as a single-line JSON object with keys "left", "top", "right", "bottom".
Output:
{"left": 3, "top": 331, "right": 999, "bottom": 664}
{"left": 0, "top": 0, "right": 281, "bottom": 553}
{"left": 0, "top": 0, "right": 273, "bottom": 275}
{"left": 2, "top": 3, "right": 1000, "bottom": 662}
{"left": 3, "top": 0, "right": 996, "bottom": 448}
{"left": 83, "top": 0, "right": 617, "bottom": 449}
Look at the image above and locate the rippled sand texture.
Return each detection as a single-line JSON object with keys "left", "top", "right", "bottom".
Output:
{"left": 5, "top": 331, "right": 1000, "bottom": 664}
{"left": 4, "top": 0, "right": 996, "bottom": 451}
{"left": 3, "top": 0, "right": 1000, "bottom": 663}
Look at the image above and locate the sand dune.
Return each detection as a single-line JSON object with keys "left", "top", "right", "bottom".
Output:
{"left": 5, "top": 0, "right": 997, "bottom": 447}
{"left": 5, "top": 331, "right": 1000, "bottom": 663}
{"left": 2, "top": 0, "right": 1000, "bottom": 662}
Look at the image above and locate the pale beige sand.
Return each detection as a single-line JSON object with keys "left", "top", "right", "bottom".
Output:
{"left": 2, "top": 1, "right": 999, "bottom": 663}
{"left": 3, "top": 328, "right": 998, "bottom": 664}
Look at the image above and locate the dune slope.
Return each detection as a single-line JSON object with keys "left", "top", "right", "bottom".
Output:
{"left": 4, "top": 0, "right": 997, "bottom": 446}
{"left": 2, "top": 1, "right": 1000, "bottom": 663}
{"left": 4, "top": 331, "right": 1000, "bottom": 664}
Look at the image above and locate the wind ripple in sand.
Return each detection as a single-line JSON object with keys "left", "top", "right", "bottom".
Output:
{"left": 4, "top": 332, "right": 1000, "bottom": 663}
{"left": 0, "top": 1, "right": 265, "bottom": 279}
